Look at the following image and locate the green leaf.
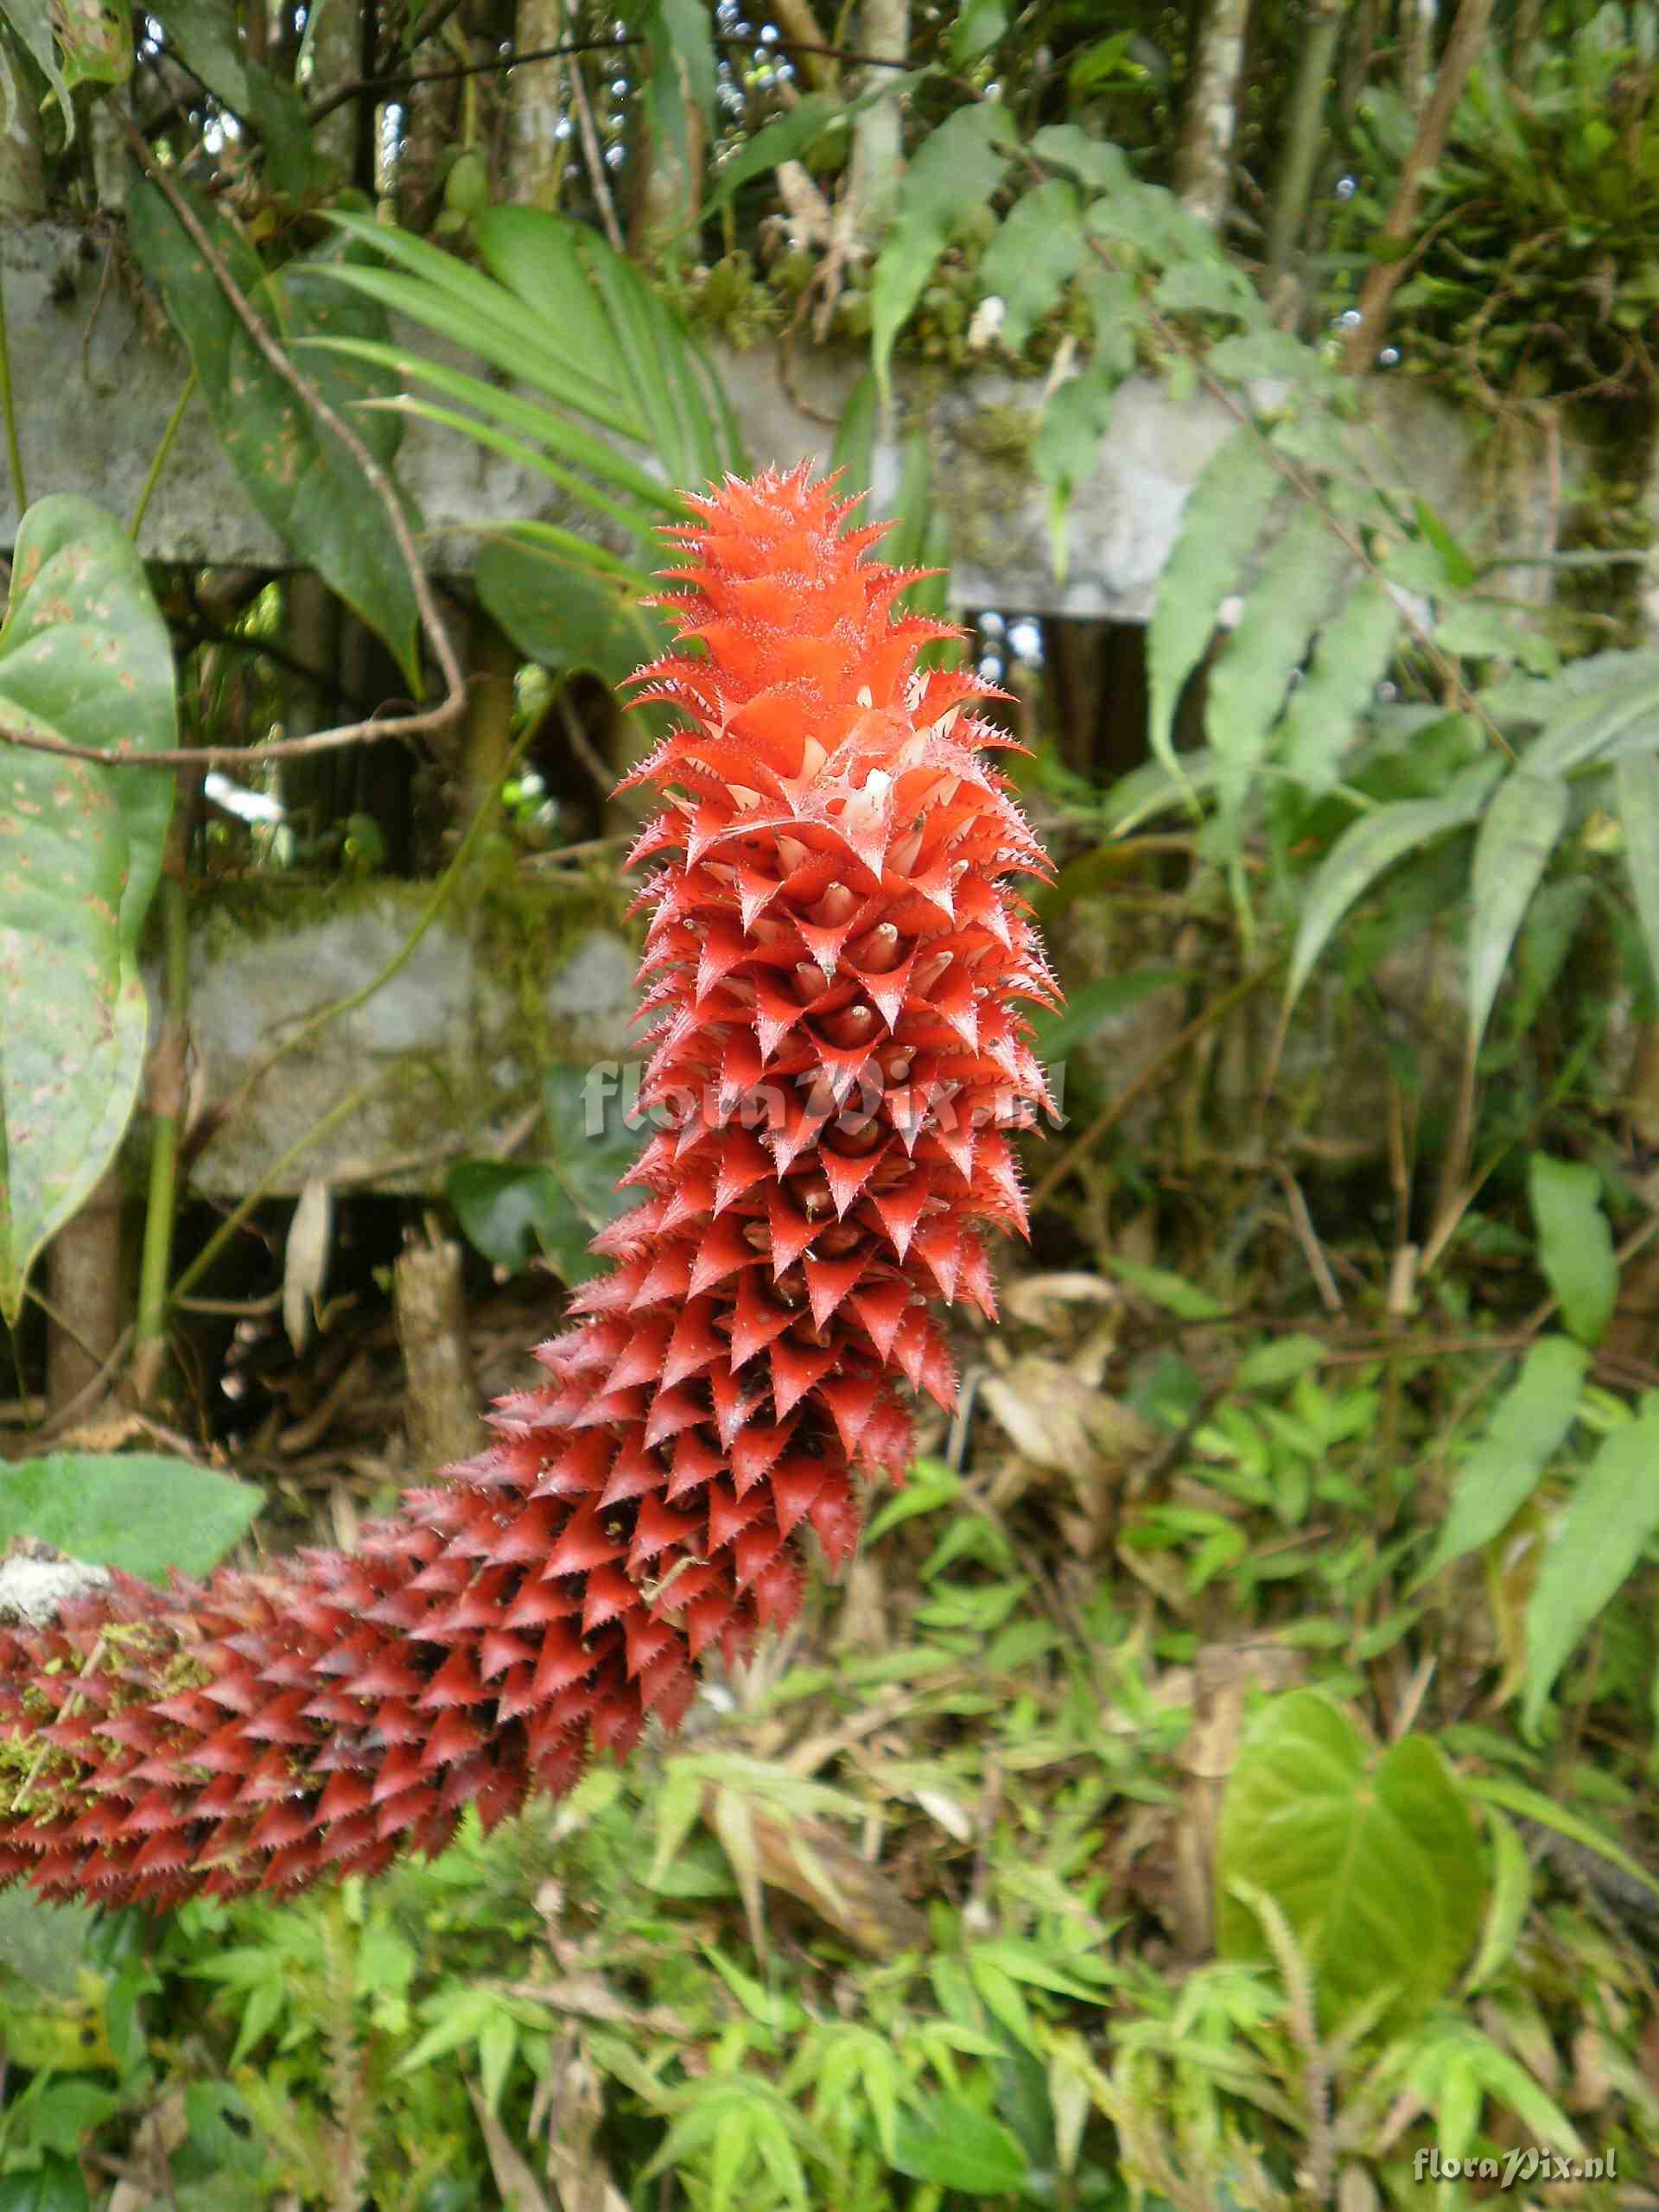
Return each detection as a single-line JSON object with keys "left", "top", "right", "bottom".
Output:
{"left": 0, "top": 1453, "right": 264, "bottom": 1581}
{"left": 1154, "top": 257, "right": 1262, "bottom": 323}
{"left": 1523, "top": 665, "right": 1659, "bottom": 778}
{"left": 1217, "top": 1692, "right": 1483, "bottom": 2032}
{"left": 0, "top": 1888, "right": 95, "bottom": 1997}
{"left": 2, "top": 0, "right": 76, "bottom": 137}
{"left": 0, "top": 496, "right": 178, "bottom": 1325}
{"left": 1285, "top": 766, "right": 1499, "bottom": 1009}
{"left": 706, "top": 92, "right": 846, "bottom": 212}
{"left": 1617, "top": 747, "right": 1659, "bottom": 990}
{"left": 1084, "top": 175, "right": 1222, "bottom": 268}
{"left": 644, "top": 0, "right": 718, "bottom": 256}
{"left": 891, "top": 2097, "right": 1029, "bottom": 2195}
{"left": 1412, "top": 496, "right": 1477, "bottom": 588}
{"left": 1276, "top": 578, "right": 1400, "bottom": 793}
{"left": 1232, "top": 1334, "right": 1328, "bottom": 1389}
{"left": 1466, "top": 771, "right": 1570, "bottom": 1053}
{"left": 1465, "top": 1811, "right": 1532, "bottom": 1992}
{"left": 1027, "top": 968, "right": 1188, "bottom": 1061}
{"left": 447, "top": 1064, "right": 644, "bottom": 1285}
{"left": 0, "top": 2152, "right": 91, "bottom": 2211}
{"left": 1205, "top": 507, "right": 1347, "bottom": 832}
{"left": 1105, "top": 1255, "right": 1229, "bottom": 1319}
{"left": 1528, "top": 1152, "right": 1616, "bottom": 1346}
{"left": 1147, "top": 428, "right": 1283, "bottom": 777}
{"left": 149, "top": 0, "right": 251, "bottom": 107}
{"left": 871, "top": 103, "right": 1013, "bottom": 402}
{"left": 475, "top": 536, "right": 669, "bottom": 687}
{"left": 1033, "top": 367, "right": 1120, "bottom": 578}
{"left": 1522, "top": 1404, "right": 1659, "bottom": 1733}
{"left": 1419, "top": 1337, "right": 1588, "bottom": 1580}
{"left": 1460, "top": 1774, "right": 1659, "bottom": 1906}
{"left": 1205, "top": 327, "right": 1326, "bottom": 381}
{"left": 950, "top": 0, "right": 1008, "bottom": 62}
{"left": 980, "top": 181, "right": 1083, "bottom": 352}
{"left": 127, "top": 186, "right": 423, "bottom": 684}
{"left": 1029, "top": 123, "right": 1132, "bottom": 195}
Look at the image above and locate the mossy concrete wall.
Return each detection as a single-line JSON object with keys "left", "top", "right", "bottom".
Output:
{"left": 2, "top": 218, "right": 1560, "bottom": 620}
{"left": 179, "top": 873, "right": 637, "bottom": 1198}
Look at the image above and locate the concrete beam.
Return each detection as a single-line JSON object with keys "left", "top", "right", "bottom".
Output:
{"left": 3, "top": 216, "right": 1549, "bottom": 621}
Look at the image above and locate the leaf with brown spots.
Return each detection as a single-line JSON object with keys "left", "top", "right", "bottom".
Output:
{"left": 127, "top": 181, "right": 423, "bottom": 687}
{"left": 0, "top": 496, "right": 178, "bottom": 1324}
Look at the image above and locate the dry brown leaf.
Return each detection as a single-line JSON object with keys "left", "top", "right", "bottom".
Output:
{"left": 980, "top": 1356, "right": 1157, "bottom": 1489}
{"left": 1002, "top": 1273, "right": 1119, "bottom": 1329}
{"left": 499, "top": 1974, "right": 689, "bottom": 2039}
{"left": 468, "top": 2080, "right": 555, "bottom": 2212}
{"left": 710, "top": 1789, "right": 928, "bottom": 1956}
{"left": 283, "top": 1176, "right": 333, "bottom": 1354}
{"left": 529, "top": 2034, "right": 632, "bottom": 2212}
{"left": 1168, "top": 1640, "right": 1307, "bottom": 1960}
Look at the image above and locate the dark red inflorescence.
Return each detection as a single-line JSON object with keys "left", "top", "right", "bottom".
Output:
{"left": 0, "top": 466, "right": 1056, "bottom": 1907}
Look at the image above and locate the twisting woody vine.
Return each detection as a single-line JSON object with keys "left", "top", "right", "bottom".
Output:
{"left": 0, "top": 467, "right": 1057, "bottom": 1908}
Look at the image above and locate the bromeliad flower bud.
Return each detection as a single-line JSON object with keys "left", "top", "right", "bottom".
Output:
{"left": 0, "top": 466, "right": 1057, "bottom": 1907}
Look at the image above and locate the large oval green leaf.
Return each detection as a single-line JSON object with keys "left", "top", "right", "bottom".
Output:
{"left": 1217, "top": 1691, "right": 1483, "bottom": 2034}
{"left": 0, "top": 1453, "right": 263, "bottom": 1583}
{"left": 0, "top": 496, "right": 178, "bottom": 1325}
{"left": 126, "top": 182, "right": 423, "bottom": 687}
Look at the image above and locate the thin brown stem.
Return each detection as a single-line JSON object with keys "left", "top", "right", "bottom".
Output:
{"left": 1342, "top": 0, "right": 1498, "bottom": 372}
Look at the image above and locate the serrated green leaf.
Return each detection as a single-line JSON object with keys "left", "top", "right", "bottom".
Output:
{"left": 1028, "top": 123, "right": 1131, "bottom": 194}
{"left": 0, "top": 1453, "right": 263, "bottom": 1580}
{"left": 1419, "top": 1337, "right": 1587, "bottom": 1580}
{"left": 1523, "top": 666, "right": 1659, "bottom": 778}
{"left": 1147, "top": 429, "right": 1284, "bottom": 776}
{"left": 980, "top": 181, "right": 1083, "bottom": 352}
{"left": 872, "top": 104, "right": 1013, "bottom": 402}
{"left": 1276, "top": 578, "right": 1400, "bottom": 792}
{"left": 1205, "top": 327, "right": 1325, "bottom": 381}
{"left": 1154, "top": 257, "right": 1262, "bottom": 322}
{"left": 1460, "top": 1774, "right": 1659, "bottom": 1905}
{"left": 1617, "top": 747, "right": 1659, "bottom": 990}
{"left": 1528, "top": 1152, "right": 1616, "bottom": 1346}
{"left": 1434, "top": 600, "right": 1558, "bottom": 671}
{"left": 1467, "top": 771, "right": 1569, "bottom": 1052}
{"left": 1465, "top": 1811, "right": 1532, "bottom": 1992}
{"left": 1205, "top": 506, "right": 1347, "bottom": 829}
{"left": 1033, "top": 366, "right": 1120, "bottom": 579}
{"left": 1217, "top": 1692, "right": 1483, "bottom": 2031}
{"left": 1522, "top": 1405, "right": 1659, "bottom": 1733}
{"left": 1286, "top": 766, "right": 1498, "bottom": 1008}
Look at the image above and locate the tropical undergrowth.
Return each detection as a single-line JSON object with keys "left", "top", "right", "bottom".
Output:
{"left": 6, "top": 1142, "right": 1659, "bottom": 2209}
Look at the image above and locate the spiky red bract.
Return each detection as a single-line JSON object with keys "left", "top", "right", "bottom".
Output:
{"left": 0, "top": 467, "right": 1056, "bottom": 1907}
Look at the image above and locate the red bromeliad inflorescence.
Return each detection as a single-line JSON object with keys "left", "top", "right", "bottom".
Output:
{"left": 0, "top": 467, "right": 1057, "bottom": 1908}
